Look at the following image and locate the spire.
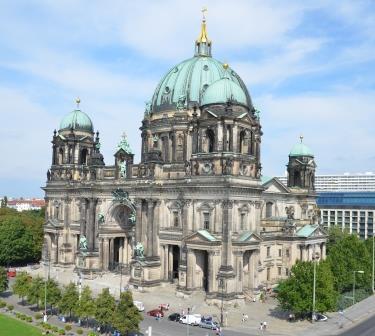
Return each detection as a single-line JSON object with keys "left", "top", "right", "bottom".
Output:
{"left": 75, "top": 97, "right": 81, "bottom": 109}
{"left": 195, "top": 7, "right": 212, "bottom": 57}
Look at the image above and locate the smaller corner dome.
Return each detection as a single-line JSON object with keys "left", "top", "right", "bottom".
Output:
{"left": 201, "top": 77, "right": 248, "bottom": 107}
{"left": 59, "top": 109, "right": 94, "bottom": 133}
{"left": 289, "top": 142, "right": 314, "bottom": 157}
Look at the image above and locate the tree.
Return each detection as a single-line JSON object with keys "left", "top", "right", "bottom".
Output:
{"left": 113, "top": 291, "right": 143, "bottom": 335}
{"left": 12, "top": 271, "right": 31, "bottom": 304}
{"left": 59, "top": 282, "right": 79, "bottom": 318}
{"left": 277, "top": 260, "right": 337, "bottom": 316}
{"left": 0, "top": 196, "right": 7, "bottom": 208}
{"left": 27, "top": 275, "right": 45, "bottom": 309}
{"left": 41, "top": 278, "right": 61, "bottom": 312}
{"left": 0, "top": 208, "right": 44, "bottom": 265}
{"left": 0, "top": 267, "right": 8, "bottom": 293}
{"left": 77, "top": 286, "right": 96, "bottom": 326}
{"left": 327, "top": 234, "right": 372, "bottom": 293}
{"left": 95, "top": 288, "right": 116, "bottom": 334}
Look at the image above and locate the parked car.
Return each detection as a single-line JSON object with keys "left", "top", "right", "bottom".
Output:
{"left": 147, "top": 309, "right": 164, "bottom": 318}
{"left": 313, "top": 313, "right": 328, "bottom": 322}
{"left": 199, "top": 320, "right": 220, "bottom": 330}
{"left": 133, "top": 301, "right": 145, "bottom": 312}
{"left": 7, "top": 268, "right": 16, "bottom": 277}
{"left": 168, "top": 313, "right": 181, "bottom": 322}
{"left": 158, "top": 303, "right": 170, "bottom": 311}
{"left": 179, "top": 314, "right": 201, "bottom": 326}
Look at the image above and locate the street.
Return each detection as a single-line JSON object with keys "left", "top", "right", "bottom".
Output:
{"left": 338, "top": 316, "right": 375, "bottom": 336}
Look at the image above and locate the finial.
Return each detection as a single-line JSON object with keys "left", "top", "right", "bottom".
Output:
{"left": 300, "top": 134, "right": 304, "bottom": 143}
{"left": 201, "top": 6, "right": 208, "bottom": 21}
{"left": 75, "top": 97, "right": 81, "bottom": 109}
{"left": 223, "top": 63, "right": 229, "bottom": 70}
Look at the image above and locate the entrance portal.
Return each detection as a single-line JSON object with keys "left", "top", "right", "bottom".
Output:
{"left": 195, "top": 250, "right": 209, "bottom": 292}
{"left": 172, "top": 245, "right": 180, "bottom": 280}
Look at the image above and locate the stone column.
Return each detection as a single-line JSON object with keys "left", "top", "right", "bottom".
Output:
{"left": 321, "top": 243, "right": 326, "bottom": 259}
{"left": 153, "top": 201, "right": 161, "bottom": 257}
{"left": 182, "top": 200, "right": 191, "bottom": 237}
{"left": 207, "top": 251, "right": 216, "bottom": 293}
{"left": 249, "top": 250, "right": 255, "bottom": 289}
{"left": 186, "top": 249, "right": 195, "bottom": 290}
{"left": 80, "top": 199, "right": 87, "bottom": 236}
{"left": 232, "top": 123, "right": 238, "bottom": 153}
{"left": 119, "top": 239, "right": 124, "bottom": 264}
{"left": 109, "top": 238, "right": 114, "bottom": 270}
{"left": 220, "top": 200, "right": 234, "bottom": 270}
{"left": 146, "top": 200, "right": 154, "bottom": 257}
{"left": 163, "top": 245, "right": 169, "bottom": 280}
{"left": 134, "top": 199, "right": 142, "bottom": 244}
{"left": 103, "top": 238, "right": 109, "bottom": 271}
{"left": 234, "top": 251, "right": 244, "bottom": 293}
{"left": 301, "top": 245, "right": 307, "bottom": 261}
{"left": 123, "top": 237, "right": 128, "bottom": 265}
{"left": 168, "top": 245, "right": 173, "bottom": 279}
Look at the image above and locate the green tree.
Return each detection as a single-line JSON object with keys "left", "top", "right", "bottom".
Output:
{"left": 113, "top": 291, "right": 143, "bottom": 335}
{"left": 277, "top": 260, "right": 337, "bottom": 316}
{"left": 41, "top": 278, "right": 61, "bottom": 312}
{"left": 59, "top": 282, "right": 79, "bottom": 318}
{"left": 327, "top": 234, "right": 372, "bottom": 293}
{"left": 0, "top": 267, "right": 8, "bottom": 293}
{"left": 95, "top": 288, "right": 116, "bottom": 334}
{"left": 27, "top": 275, "right": 45, "bottom": 309}
{"left": 0, "top": 208, "right": 44, "bottom": 265}
{"left": 0, "top": 196, "right": 7, "bottom": 208}
{"left": 12, "top": 271, "right": 31, "bottom": 304}
{"left": 77, "top": 286, "right": 96, "bottom": 326}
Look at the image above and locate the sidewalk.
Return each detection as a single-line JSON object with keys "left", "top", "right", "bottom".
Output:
{"left": 298, "top": 294, "right": 375, "bottom": 336}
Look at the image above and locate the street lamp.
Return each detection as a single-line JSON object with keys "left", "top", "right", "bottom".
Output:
{"left": 372, "top": 235, "right": 374, "bottom": 294}
{"left": 43, "top": 244, "right": 50, "bottom": 323}
{"left": 218, "top": 278, "right": 225, "bottom": 326}
{"left": 312, "top": 252, "right": 320, "bottom": 322}
{"left": 352, "top": 270, "right": 364, "bottom": 305}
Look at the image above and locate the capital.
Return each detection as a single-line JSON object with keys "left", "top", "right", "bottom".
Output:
{"left": 221, "top": 200, "right": 233, "bottom": 209}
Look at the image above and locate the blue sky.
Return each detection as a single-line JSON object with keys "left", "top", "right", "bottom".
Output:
{"left": 0, "top": 0, "right": 374, "bottom": 198}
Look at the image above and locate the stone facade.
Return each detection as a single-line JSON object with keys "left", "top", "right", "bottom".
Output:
{"left": 43, "top": 20, "right": 327, "bottom": 303}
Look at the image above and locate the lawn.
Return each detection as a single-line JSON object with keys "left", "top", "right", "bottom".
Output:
{"left": 0, "top": 313, "right": 42, "bottom": 336}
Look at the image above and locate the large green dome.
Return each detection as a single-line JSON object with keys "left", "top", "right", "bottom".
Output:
{"left": 150, "top": 20, "right": 252, "bottom": 112}
{"left": 59, "top": 109, "right": 93, "bottom": 133}
{"left": 201, "top": 77, "right": 248, "bottom": 106}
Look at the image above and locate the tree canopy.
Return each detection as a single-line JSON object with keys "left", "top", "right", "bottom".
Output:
{"left": 12, "top": 271, "right": 31, "bottom": 303}
{"left": 59, "top": 282, "right": 79, "bottom": 318}
{"left": 95, "top": 288, "right": 116, "bottom": 331}
{"left": 113, "top": 291, "right": 143, "bottom": 334}
{"left": 76, "top": 285, "right": 96, "bottom": 324}
{"left": 277, "top": 260, "right": 337, "bottom": 316}
{"left": 27, "top": 276, "right": 44, "bottom": 309}
{"left": 0, "top": 208, "right": 44, "bottom": 265}
{"left": 0, "top": 267, "right": 8, "bottom": 293}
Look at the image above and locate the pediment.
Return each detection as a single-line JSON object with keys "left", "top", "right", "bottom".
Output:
{"left": 262, "top": 177, "right": 290, "bottom": 193}
{"left": 236, "top": 231, "right": 262, "bottom": 243}
{"left": 296, "top": 224, "right": 327, "bottom": 238}
{"left": 44, "top": 218, "right": 62, "bottom": 229}
{"left": 185, "top": 230, "right": 219, "bottom": 243}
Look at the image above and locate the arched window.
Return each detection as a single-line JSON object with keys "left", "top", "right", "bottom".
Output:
{"left": 206, "top": 129, "right": 215, "bottom": 153}
{"left": 249, "top": 131, "right": 254, "bottom": 155}
{"left": 58, "top": 148, "right": 64, "bottom": 165}
{"left": 266, "top": 202, "right": 273, "bottom": 218}
{"left": 80, "top": 148, "right": 88, "bottom": 165}
{"left": 294, "top": 171, "right": 301, "bottom": 187}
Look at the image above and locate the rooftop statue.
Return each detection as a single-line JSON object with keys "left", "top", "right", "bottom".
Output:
{"left": 79, "top": 235, "right": 88, "bottom": 250}
{"left": 117, "top": 132, "right": 133, "bottom": 154}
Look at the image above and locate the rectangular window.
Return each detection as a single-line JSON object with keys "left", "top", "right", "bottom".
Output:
{"left": 173, "top": 211, "right": 179, "bottom": 227}
{"left": 278, "top": 249, "right": 282, "bottom": 257}
{"left": 285, "top": 249, "right": 290, "bottom": 258}
{"left": 267, "top": 267, "right": 271, "bottom": 281}
{"left": 267, "top": 246, "right": 271, "bottom": 257}
{"left": 203, "top": 212, "right": 210, "bottom": 230}
{"left": 240, "top": 213, "right": 246, "bottom": 230}
{"left": 285, "top": 268, "right": 289, "bottom": 276}
{"left": 278, "top": 267, "right": 282, "bottom": 276}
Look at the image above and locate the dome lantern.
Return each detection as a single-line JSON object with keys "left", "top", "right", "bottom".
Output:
{"left": 195, "top": 9, "right": 212, "bottom": 57}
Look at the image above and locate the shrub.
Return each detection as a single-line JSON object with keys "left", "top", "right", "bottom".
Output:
{"left": 77, "top": 329, "right": 83, "bottom": 335}
{"left": 0, "top": 300, "right": 6, "bottom": 308}
{"left": 35, "top": 312, "right": 43, "bottom": 320}
{"left": 59, "top": 329, "right": 66, "bottom": 335}
{"left": 64, "top": 324, "right": 72, "bottom": 331}
{"left": 26, "top": 316, "right": 33, "bottom": 323}
{"left": 88, "top": 332, "right": 98, "bottom": 336}
{"left": 52, "top": 326, "right": 59, "bottom": 333}
{"left": 6, "top": 304, "right": 14, "bottom": 311}
{"left": 43, "top": 323, "right": 52, "bottom": 330}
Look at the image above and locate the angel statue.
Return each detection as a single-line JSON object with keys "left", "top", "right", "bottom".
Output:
{"left": 79, "top": 235, "right": 88, "bottom": 250}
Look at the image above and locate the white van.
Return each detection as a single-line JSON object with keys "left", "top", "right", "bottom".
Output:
{"left": 133, "top": 301, "right": 145, "bottom": 312}
{"left": 179, "top": 314, "right": 201, "bottom": 326}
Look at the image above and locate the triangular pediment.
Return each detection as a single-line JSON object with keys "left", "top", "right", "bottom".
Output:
{"left": 235, "top": 231, "right": 262, "bottom": 243}
{"left": 296, "top": 224, "right": 327, "bottom": 238}
{"left": 44, "top": 218, "right": 62, "bottom": 229}
{"left": 262, "top": 177, "right": 290, "bottom": 193}
{"left": 185, "top": 230, "right": 218, "bottom": 243}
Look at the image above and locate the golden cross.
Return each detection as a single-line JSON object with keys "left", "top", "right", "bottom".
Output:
{"left": 201, "top": 6, "right": 208, "bottom": 21}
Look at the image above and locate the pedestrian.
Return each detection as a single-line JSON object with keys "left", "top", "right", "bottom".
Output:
{"left": 259, "top": 322, "right": 263, "bottom": 331}
{"left": 263, "top": 321, "right": 267, "bottom": 331}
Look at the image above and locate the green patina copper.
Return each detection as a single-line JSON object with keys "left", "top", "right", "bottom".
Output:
{"left": 59, "top": 109, "right": 93, "bottom": 132}
{"left": 289, "top": 142, "right": 314, "bottom": 157}
{"left": 201, "top": 77, "right": 248, "bottom": 106}
{"left": 117, "top": 133, "right": 132, "bottom": 154}
{"left": 151, "top": 56, "right": 252, "bottom": 112}
{"left": 296, "top": 224, "right": 319, "bottom": 238}
{"left": 197, "top": 229, "right": 217, "bottom": 242}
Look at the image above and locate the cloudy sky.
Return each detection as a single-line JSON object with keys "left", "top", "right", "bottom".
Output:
{"left": 0, "top": 0, "right": 374, "bottom": 197}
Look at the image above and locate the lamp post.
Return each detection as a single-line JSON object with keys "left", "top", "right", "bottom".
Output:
{"left": 43, "top": 244, "right": 50, "bottom": 323}
{"left": 372, "top": 234, "right": 374, "bottom": 294}
{"left": 218, "top": 278, "right": 225, "bottom": 326}
{"left": 352, "top": 270, "right": 364, "bottom": 305}
{"left": 312, "top": 252, "right": 320, "bottom": 322}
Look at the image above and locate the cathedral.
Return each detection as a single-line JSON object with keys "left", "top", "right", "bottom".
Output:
{"left": 43, "top": 18, "right": 326, "bottom": 302}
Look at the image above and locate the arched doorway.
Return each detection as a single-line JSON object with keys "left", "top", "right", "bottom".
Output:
{"left": 172, "top": 245, "right": 180, "bottom": 280}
